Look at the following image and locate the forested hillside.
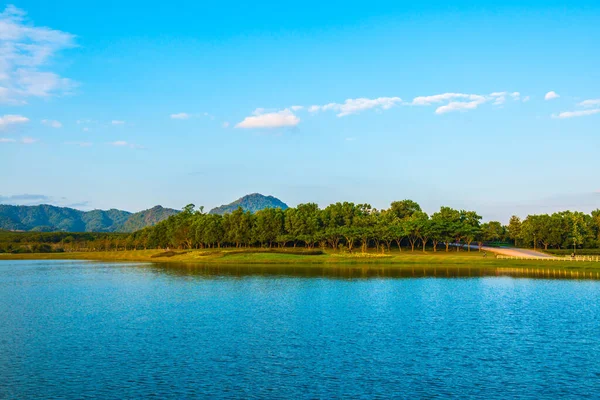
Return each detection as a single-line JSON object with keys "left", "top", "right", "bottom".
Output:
{"left": 0, "top": 193, "right": 288, "bottom": 232}
{"left": 0, "top": 204, "right": 178, "bottom": 232}
{"left": 119, "top": 206, "right": 180, "bottom": 232}
{"left": 209, "top": 193, "right": 288, "bottom": 215}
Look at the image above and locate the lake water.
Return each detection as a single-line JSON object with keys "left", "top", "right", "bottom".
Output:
{"left": 1, "top": 260, "right": 600, "bottom": 398}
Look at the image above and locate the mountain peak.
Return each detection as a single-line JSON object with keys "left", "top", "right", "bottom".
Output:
{"left": 209, "top": 193, "right": 289, "bottom": 215}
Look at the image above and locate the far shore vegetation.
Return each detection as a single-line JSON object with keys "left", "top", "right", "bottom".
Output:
{"left": 1, "top": 200, "right": 599, "bottom": 257}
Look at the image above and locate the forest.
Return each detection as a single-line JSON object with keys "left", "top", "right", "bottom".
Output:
{"left": 4, "top": 200, "right": 598, "bottom": 254}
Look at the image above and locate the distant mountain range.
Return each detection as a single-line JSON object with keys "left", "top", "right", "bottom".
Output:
{"left": 0, "top": 204, "right": 179, "bottom": 233}
{"left": 0, "top": 193, "right": 289, "bottom": 232}
{"left": 209, "top": 193, "right": 289, "bottom": 215}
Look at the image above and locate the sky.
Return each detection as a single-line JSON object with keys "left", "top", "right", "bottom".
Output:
{"left": 0, "top": 0, "right": 599, "bottom": 222}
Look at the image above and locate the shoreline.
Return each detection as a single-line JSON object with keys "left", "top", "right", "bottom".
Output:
{"left": 2, "top": 248, "right": 600, "bottom": 272}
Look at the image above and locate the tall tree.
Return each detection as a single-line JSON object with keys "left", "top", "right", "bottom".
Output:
{"left": 432, "top": 207, "right": 461, "bottom": 252}
{"left": 459, "top": 210, "right": 481, "bottom": 252}
{"left": 507, "top": 216, "right": 522, "bottom": 247}
{"left": 405, "top": 211, "right": 428, "bottom": 252}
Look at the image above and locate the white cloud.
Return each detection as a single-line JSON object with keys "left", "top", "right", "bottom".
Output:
{"left": 345, "top": 137, "right": 356, "bottom": 141}
{"left": 0, "top": 5, "right": 76, "bottom": 104}
{"left": 76, "top": 119, "right": 95, "bottom": 124}
{"left": 411, "top": 93, "right": 486, "bottom": 106}
{"left": 413, "top": 93, "right": 486, "bottom": 113}
{"left": 82, "top": 127, "right": 89, "bottom": 132}
{"left": 435, "top": 99, "right": 485, "bottom": 114}
{"left": 0, "top": 114, "right": 29, "bottom": 129}
{"left": 222, "top": 121, "right": 230, "bottom": 128}
{"left": 545, "top": 91, "right": 560, "bottom": 100}
{"left": 312, "top": 97, "right": 402, "bottom": 117}
{"left": 236, "top": 108, "right": 300, "bottom": 129}
{"left": 552, "top": 98, "right": 600, "bottom": 118}
{"left": 411, "top": 91, "right": 524, "bottom": 114}
{"left": 0, "top": 137, "right": 16, "bottom": 142}
{"left": 111, "top": 120, "right": 125, "bottom": 125}
{"left": 21, "top": 136, "right": 37, "bottom": 144}
{"left": 41, "top": 119, "right": 62, "bottom": 128}
{"left": 170, "top": 112, "right": 190, "bottom": 119}
{"left": 249, "top": 91, "right": 523, "bottom": 121}
{"left": 579, "top": 99, "right": 600, "bottom": 108}
{"left": 522, "top": 96, "right": 530, "bottom": 102}
{"left": 493, "top": 96, "right": 506, "bottom": 105}
{"left": 552, "top": 109, "right": 600, "bottom": 119}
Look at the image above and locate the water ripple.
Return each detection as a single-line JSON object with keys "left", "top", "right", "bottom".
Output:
{"left": 0, "top": 260, "right": 599, "bottom": 399}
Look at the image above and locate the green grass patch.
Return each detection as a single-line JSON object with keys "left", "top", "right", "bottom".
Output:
{"left": 150, "top": 251, "right": 189, "bottom": 258}
{"left": 221, "top": 248, "right": 324, "bottom": 256}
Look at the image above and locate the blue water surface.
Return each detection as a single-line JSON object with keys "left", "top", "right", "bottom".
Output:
{"left": 1, "top": 260, "right": 599, "bottom": 399}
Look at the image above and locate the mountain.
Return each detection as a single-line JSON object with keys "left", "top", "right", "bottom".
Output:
{"left": 0, "top": 194, "right": 288, "bottom": 231}
{"left": 0, "top": 204, "right": 179, "bottom": 232}
{"left": 119, "top": 206, "right": 179, "bottom": 232}
{"left": 209, "top": 193, "right": 289, "bottom": 215}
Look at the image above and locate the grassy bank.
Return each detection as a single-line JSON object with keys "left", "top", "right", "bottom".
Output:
{"left": 2, "top": 248, "right": 600, "bottom": 272}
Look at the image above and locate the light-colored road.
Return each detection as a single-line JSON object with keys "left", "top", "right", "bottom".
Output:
{"left": 452, "top": 243, "right": 557, "bottom": 259}
{"left": 481, "top": 246, "right": 556, "bottom": 259}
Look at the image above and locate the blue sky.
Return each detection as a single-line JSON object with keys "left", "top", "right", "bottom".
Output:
{"left": 1, "top": 0, "right": 599, "bottom": 221}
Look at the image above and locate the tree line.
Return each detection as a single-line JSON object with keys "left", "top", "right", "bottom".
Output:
{"left": 3, "top": 201, "right": 598, "bottom": 254}
{"left": 0, "top": 231, "right": 129, "bottom": 253}
{"left": 127, "top": 201, "right": 600, "bottom": 253}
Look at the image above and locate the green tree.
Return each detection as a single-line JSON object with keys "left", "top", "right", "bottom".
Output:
{"left": 254, "top": 208, "right": 284, "bottom": 247}
{"left": 377, "top": 210, "right": 396, "bottom": 252}
{"left": 431, "top": 207, "right": 461, "bottom": 252}
{"left": 203, "top": 214, "right": 225, "bottom": 248}
{"left": 507, "top": 215, "right": 522, "bottom": 246}
{"left": 322, "top": 202, "right": 361, "bottom": 250}
{"left": 405, "top": 211, "right": 428, "bottom": 252}
{"left": 285, "top": 203, "right": 322, "bottom": 248}
{"left": 167, "top": 204, "right": 197, "bottom": 249}
{"left": 591, "top": 209, "right": 600, "bottom": 247}
{"left": 223, "top": 207, "right": 254, "bottom": 248}
{"left": 390, "top": 200, "right": 422, "bottom": 220}
{"left": 428, "top": 218, "right": 444, "bottom": 252}
{"left": 571, "top": 212, "right": 585, "bottom": 252}
{"left": 521, "top": 214, "right": 552, "bottom": 250}
{"left": 459, "top": 210, "right": 481, "bottom": 252}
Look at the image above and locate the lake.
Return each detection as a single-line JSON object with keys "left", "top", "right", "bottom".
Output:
{"left": 1, "top": 260, "right": 599, "bottom": 398}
